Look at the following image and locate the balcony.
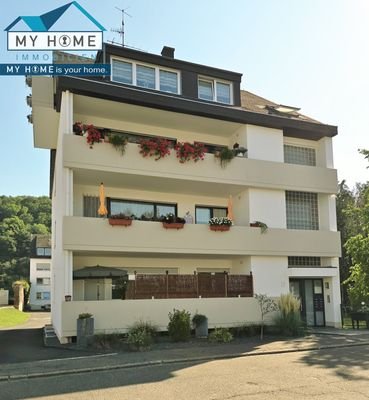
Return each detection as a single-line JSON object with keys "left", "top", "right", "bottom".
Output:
{"left": 63, "top": 216, "right": 341, "bottom": 257}
{"left": 63, "top": 135, "right": 338, "bottom": 195}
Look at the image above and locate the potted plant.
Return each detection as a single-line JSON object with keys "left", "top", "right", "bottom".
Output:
{"left": 85, "top": 124, "right": 102, "bottom": 149}
{"left": 209, "top": 217, "right": 233, "bottom": 231}
{"left": 192, "top": 313, "right": 208, "bottom": 338}
{"left": 161, "top": 213, "right": 186, "bottom": 229}
{"left": 175, "top": 142, "right": 207, "bottom": 163}
{"left": 250, "top": 221, "right": 268, "bottom": 233}
{"left": 215, "top": 147, "right": 235, "bottom": 168}
{"left": 108, "top": 213, "right": 133, "bottom": 226}
{"left": 73, "top": 122, "right": 85, "bottom": 136}
{"left": 77, "top": 313, "right": 94, "bottom": 347}
{"left": 139, "top": 138, "right": 172, "bottom": 160}
{"left": 110, "top": 133, "right": 128, "bottom": 155}
{"left": 233, "top": 143, "right": 248, "bottom": 157}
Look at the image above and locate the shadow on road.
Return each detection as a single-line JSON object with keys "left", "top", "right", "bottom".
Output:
{"left": 299, "top": 340, "right": 369, "bottom": 380}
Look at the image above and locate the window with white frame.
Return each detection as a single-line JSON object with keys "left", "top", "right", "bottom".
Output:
{"left": 36, "top": 263, "right": 50, "bottom": 271}
{"left": 284, "top": 145, "right": 316, "bottom": 166}
{"left": 36, "top": 292, "right": 50, "bottom": 300}
{"left": 111, "top": 58, "right": 180, "bottom": 94}
{"left": 37, "top": 278, "right": 51, "bottom": 285}
{"left": 198, "top": 78, "right": 232, "bottom": 104}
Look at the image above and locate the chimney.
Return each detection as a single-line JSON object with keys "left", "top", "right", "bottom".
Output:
{"left": 161, "top": 46, "right": 175, "bottom": 58}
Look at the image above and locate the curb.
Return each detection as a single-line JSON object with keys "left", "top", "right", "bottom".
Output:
{"left": 1, "top": 340, "right": 369, "bottom": 382}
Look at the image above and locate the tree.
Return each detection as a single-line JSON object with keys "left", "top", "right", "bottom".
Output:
{"left": 344, "top": 150, "right": 369, "bottom": 309}
{"left": 0, "top": 196, "right": 51, "bottom": 294}
{"left": 254, "top": 293, "right": 278, "bottom": 340}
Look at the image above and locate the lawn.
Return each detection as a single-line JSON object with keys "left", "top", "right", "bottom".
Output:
{"left": 0, "top": 307, "right": 30, "bottom": 328}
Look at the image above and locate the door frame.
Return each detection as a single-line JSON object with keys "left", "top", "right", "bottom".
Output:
{"left": 289, "top": 278, "right": 325, "bottom": 327}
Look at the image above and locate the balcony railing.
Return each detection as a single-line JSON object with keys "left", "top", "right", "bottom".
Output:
{"left": 126, "top": 272, "right": 253, "bottom": 299}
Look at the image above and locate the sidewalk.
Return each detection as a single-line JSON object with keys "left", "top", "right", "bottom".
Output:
{"left": 1, "top": 329, "right": 369, "bottom": 381}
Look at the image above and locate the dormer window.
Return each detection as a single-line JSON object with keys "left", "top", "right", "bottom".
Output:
{"left": 198, "top": 78, "right": 232, "bottom": 104}
{"left": 111, "top": 57, "right": 180, "bottom": 94}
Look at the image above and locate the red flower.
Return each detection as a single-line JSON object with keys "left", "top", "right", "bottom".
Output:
{"left": 138, "top": 138, "right": 172, "bottom": 160}
{"left": 174, "top": 142, "right": 207, "bottom": 163}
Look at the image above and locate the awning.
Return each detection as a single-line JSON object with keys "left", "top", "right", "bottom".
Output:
{"left": 73, "top": 266, "right": 128, "bottom": 279}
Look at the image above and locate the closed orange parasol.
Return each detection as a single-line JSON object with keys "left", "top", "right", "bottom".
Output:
{"left": 227, "top": 195, "right": 234, "bottom": 221}
{"left": 98, "top": 182, "right": 108, "bottom": 216}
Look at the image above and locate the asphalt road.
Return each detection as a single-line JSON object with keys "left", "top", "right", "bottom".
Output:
{"left": 1, "top": 344, "right": 369, "bottom": 400}
{"left": 0, "top": 312, "right": 88, "bottom": 363}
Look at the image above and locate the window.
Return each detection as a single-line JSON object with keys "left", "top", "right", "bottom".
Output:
{"left": 111, "top": 58, "right": 180, "bottom": 94}
{"left": 286, "top": 191, "right": 319, "bottom": 230}
{"left": 37, "top": 278, "right": 51, "bottom": 285}
{"left": 36, "top": 247, "right": 51, "bottom": 256}
{"left": 198, "top": 78, "right": 232, "bottom": 104}
{"left": 36, "top": 263, "right": 50, "bottom": 271}
{"left": 137, "top": 65, "right": 155, "bottom": 89}
{"left": 160, "top": 70, "right": 178, "bottom": 93}
{"left": 216, "top": 82, "right": 231, "bottom": 104}
{"left": 36, "top": 292, "right": 50, "bottom": 300}
{"left": 112, "top": 60, "right": 132, "bottom": 84}
{"left": 198, "top": 79, "right": 213, "bottom": 101}
{"left": 288, "top": 257, "right": 321, "bottom": 267}
{"left": 83, "top": 195, "right": 99, "bottom": 218}
{"left": 109, "top": 199, "right": 176, "bottom": 220}
{"left": 284, "top": 145, "right": 316, "bottom": 166}
{"left": 195, "top": 206, "right": 227, "bottom": 224}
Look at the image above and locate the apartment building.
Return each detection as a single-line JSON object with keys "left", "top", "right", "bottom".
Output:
{"left": 29, "top": 44, "right": 341, "bottom": 343}
{"left": 29, "top": 235, "right": 52, "bottom": 310}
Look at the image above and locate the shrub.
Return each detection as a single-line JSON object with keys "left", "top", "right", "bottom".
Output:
{"left": 167, "top": 309, "right": 191, "bottom": 341}
{"left": 192, "top": 313, "right": 207, "bottom": 327}
{"left": 109, "top": 133, "right": 128, "bottom": 155}
{"left": 208, "top": 328, "right": 233, "bottom": 343}
{"left": 274, "top": 293, "right": 304, "bottom": 336}
{"left": 93, "top": 333, "right": 122, "bottom": 349}
{"left": 127, "top": 321, "right": 157, "bottom": 351}
{"left": 78, "top": 313, "right": 93, "bottom": 319}
{"left": 231, "top": 324, "right": 260, "bottom": 337}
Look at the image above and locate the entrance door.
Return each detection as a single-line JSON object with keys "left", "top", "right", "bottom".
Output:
{"left": 289, "top": 279, "right": 325, "bottom": 327}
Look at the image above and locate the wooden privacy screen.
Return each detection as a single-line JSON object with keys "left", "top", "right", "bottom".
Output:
{"left": 125, "top": 273, "right": 253, "bottom": 299}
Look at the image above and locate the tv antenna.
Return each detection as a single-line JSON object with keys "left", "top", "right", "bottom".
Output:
{"left": 111, "top": 6, "right": 132, "bottom": 46}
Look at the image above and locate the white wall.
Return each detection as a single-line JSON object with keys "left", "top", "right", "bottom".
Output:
{"left": 0, "top": 289, "right": 9, "bottom": 306}
{"left": 319, "top": 194, "right": 338, "bottom": 231}
{"left": 62, "top": 297, "right": 261, "bottom": 336}
{"left": 323, "top": 274, "right": 342, "bottom": 328}
{"left": 52, "top": 91, "right": 74, "bottom": 343}
{"left": 317, "top": 137, "right": 334, "bottom": 168}
{"left": 251, "top": 256, "right": 289, "bottom": 296}
{"left": 246, "top": 125, "right": 284, "bottom": 162}
{"left": 248, "top": 189, "right": 286, "bottom": 228}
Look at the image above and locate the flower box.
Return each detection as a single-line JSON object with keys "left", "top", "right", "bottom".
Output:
{"left": 162, "top": 222, "right": 185, "bottom": 230}
{"left": 108, "top": 218, "right": 132, "bottom": 227}
{"left": 210, "top": 225, "right": 230, "bottom": 232}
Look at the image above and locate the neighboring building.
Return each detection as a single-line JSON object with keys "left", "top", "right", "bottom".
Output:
{"left": 29, "top": 44, "right": 341, "bottom": 343}
{"left": 29, "top": 235, "right": 51, "bottom": 310}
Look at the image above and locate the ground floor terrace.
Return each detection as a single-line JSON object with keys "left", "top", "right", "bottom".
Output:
{"left": 52, "top": 253, "right": 342, "bottom": 340}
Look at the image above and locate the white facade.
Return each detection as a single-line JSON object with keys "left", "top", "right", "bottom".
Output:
{"left": 30, "top": 47, "right": 342, "bottom": 343}
{"left": 29, "top": 258, "right": 52, "bottom": 310}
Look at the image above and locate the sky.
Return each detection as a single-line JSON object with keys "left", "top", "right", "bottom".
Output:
{"left": 1, "top": 0, "right": 368, "bottom": 196}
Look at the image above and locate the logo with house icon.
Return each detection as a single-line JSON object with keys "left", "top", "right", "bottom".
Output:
{"left": 5, "top": 1, "right": 106, "bottom": 51}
